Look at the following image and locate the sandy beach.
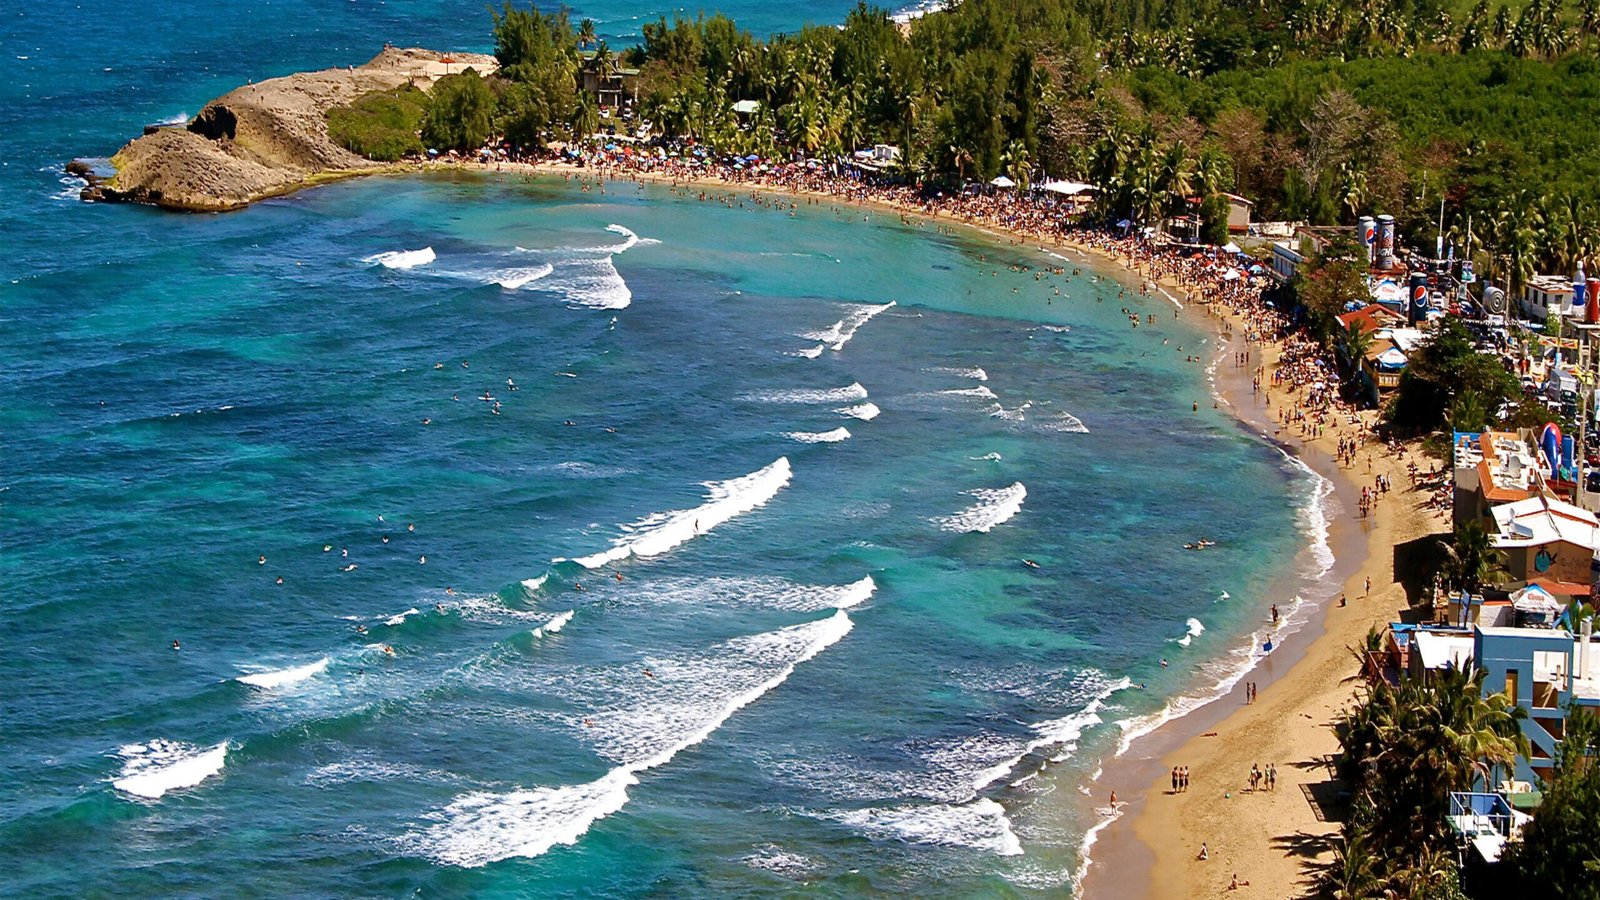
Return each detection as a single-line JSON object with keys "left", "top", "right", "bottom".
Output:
{"left": 428, "top": 157, "right": 1445, "bottom": 897}
{"left": 1078, "top": 300, "right": 1443, "bottom": 897}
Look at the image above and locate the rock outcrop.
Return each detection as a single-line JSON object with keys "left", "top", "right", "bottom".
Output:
{"left": 75, "top": 47, "right": 498, "bottom": 212}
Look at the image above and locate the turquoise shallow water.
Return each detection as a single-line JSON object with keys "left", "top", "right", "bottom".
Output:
{"left": 3, "top": 4, "right": 1320, "bottom": 896}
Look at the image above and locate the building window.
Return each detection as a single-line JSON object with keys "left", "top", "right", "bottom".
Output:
{"left": 1506, "top": 669, "right": 1520, "bottom": 703}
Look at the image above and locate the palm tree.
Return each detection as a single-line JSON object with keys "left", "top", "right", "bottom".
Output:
{"left": 1342, "top": 319, "right": 1374, "bottom": 382}
{"left": 592, "top": 40, "right": 614, "bottom": 75}
{"left": 1002, "top": 140, "right": 1032, "bottom": 191}
{"left": 1338, "top": 162, "right": 1367, "bottom": 223}
{"left": 1194, "top": 146, "right": 1232, "bottom": 197}
{"left": 1441, "top": 518, "right": 1504, "bottom": 596}
{"left": 1157, "top": 140, "right": 1196, "bottom": 215}
{"left": 1326, "top": 830, "right": 1381, "bottom": 899}
{"left": 577, "top": 18, "right": 596, "bottom": 50}
{"left": 571, "top": 90, "right": 600, "bottom": 139}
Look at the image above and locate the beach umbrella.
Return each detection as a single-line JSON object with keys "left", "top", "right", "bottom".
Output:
{"left": 990, "top": 175, "right": 1016, "bottom": 189}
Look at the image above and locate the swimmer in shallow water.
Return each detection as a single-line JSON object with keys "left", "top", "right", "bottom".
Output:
{"left": 172, "top": 639, "right": 181, "bottom": 651}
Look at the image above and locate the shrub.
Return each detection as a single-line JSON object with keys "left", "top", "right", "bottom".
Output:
{"left": 326, "top": 85, "right": 428, "bottom": 161}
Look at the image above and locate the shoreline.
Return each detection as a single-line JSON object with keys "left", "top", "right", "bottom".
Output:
{"left": 404, "top": 160, "right": 1425, "bottom": 897}
{"left": 1080, "top": 298, "right": 1440, "bottom": 897}
{"left": 88, "top": 155, "right": 1429, "bottom": 894}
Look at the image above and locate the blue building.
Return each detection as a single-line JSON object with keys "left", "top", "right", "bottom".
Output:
{"left": 1474, "top": 624, "right": 1600, "bottom": 785}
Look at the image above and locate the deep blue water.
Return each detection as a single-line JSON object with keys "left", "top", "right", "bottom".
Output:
{"left": 2, "top": 4, "right": 1321, "bottom": 896}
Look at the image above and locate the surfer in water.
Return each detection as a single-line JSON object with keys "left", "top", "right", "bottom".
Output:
{"left": 1022, "top": 559, "right": 1041, "bottom": 570}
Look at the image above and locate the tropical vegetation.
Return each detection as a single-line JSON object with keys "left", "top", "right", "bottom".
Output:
{"left": 1329, "top": 660, "right": 1528, "bottom": 896}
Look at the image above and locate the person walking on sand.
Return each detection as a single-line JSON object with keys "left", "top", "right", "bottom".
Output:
{"left": 1172, "top": 767, "right": 1179, "bottom": 793}
{"left": 1181, "top": 766, "right": 1189, "bottom": 791}
{"left": 1198, "top": 842, "right": 1208, "bottom": 861}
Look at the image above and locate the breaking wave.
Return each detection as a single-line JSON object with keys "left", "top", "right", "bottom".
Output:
{"left": 741, "top": 383, "right": 868, "bottom": 405}
{"left": 365, "top": 247, "right": 435, "bottom": 269}
{"left": 935, "top": 483, "right": 1027, "bottom": 533}
{"left": 413, "top": 612, "right": 853, "bottom": 867}
{"left": 834, "top": 798, "right": 1022, "bottom": 856}
{"left": 558, "top": 458, "right": 792, "bottom": 568}
{"left": 785, "top": 427, "right": 851, "bottom": 443}
{"left": 235, "top": 657, "right": 330, "bottom": 689}
{"left": 800, "top": 301, "right": 896, "bottom": 352}
{"left": 113, "top": 740, "right": 228, "bottom": 799}
{"left": 837, "top": 402, "right": 880, "bottom": 421}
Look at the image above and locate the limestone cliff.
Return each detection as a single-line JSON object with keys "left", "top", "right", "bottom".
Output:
{"left": 77, "top": 47, "right": 497, "bottom": 211}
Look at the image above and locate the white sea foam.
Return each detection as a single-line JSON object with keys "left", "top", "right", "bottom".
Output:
{"left": 1175, "top": 617, "right": 1205, "bottom": 647}
{"left": 800, "top": 301, "right": 896, "bottom": 352}
{"left": 531, "top": 610, "right": 574, "bottom": 639}
{"left": 890, "top": 0, "right": 950, "bottom": 23}
{"left": 971, "top": 452, "right": 1003, "bottom": 462}
{"left": 1071, "top": 801, "right": 1126, "bottom": 894}
{"left": 835, "top": 798, "right": 1022, "bottom": 856}
{"left": 521, "top": 574, "right": 548, "bottom": 593}
{"left": 927, "top": 366, "right": 989, "bottom": 381}
{"left": 494, "top": 263, "right": 554, "bottom": 290}
{"left": 385, "top": 608, "right": 422, "bottom": 627}
{"left": 988, "top": 401, "right": 1032, "bottom": 422}
{"left": 235, "top": 657, "right": 330, "bottom": 689}
{"left": 615, "top": 574, "right": 876, "bottom": 613}
{"left": 365, "top": 247, "right": 435, "bottom": 269}
{"left": 558, "top": 458, "right": 792, "bottom": 568}
{"left": 935, "top": 483, "right": 1026, "bottom": 533}
{"left": 941, "top": 386, "right": 998, "bottom": 400}
{"left": 1280, "top": 450, "right": 1337, "bottom": 577}
{"left": 1036, "top": 411, "right": 1090, "bottom": 433}
{"left": 791, "top": 345, "right": 825, "bottom": 359}
{"left": 784, "top": 427, "right": 851, "bottom": 443}
{"left": 741, "top": 383, "right": 868, "bottom": 405}
{"left": 599, "top": 223, "right": 658, "bottom": 254}
{"left": 1117, "top": 593, "right": 1314, "bottom": 757}
{"left": 416, "top": 612, "right": 852, "bottom": 867}
{"left": 553, "top": 256, "right": 632, "bottom": 309}
{"left": 837, "top": 402, "right": 880, "bottom": 421}
{"left": 113, "top": 740, "right": 228, "bottom": 799}
{"left": 742, "top": 844, "right": 816, "bottom": 876}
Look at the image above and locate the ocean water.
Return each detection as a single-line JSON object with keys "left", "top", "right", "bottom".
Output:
{"left": 2, "top": 4, "right": 1322, "bottom": 897}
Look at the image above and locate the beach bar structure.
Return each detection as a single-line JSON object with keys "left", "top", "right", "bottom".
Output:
{"left": 1488, "top": 495, "right": 1600, "bottom": 590}
{"left": 1452, "top": 431, "right": 1542, "bottom": 528}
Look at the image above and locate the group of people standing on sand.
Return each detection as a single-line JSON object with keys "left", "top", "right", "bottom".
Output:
{"left": 1248, "top": 762, "right": 1278, "bottom": 792}
{"left": 1359, "top": 473, "right": 1393, "bottom": 518}
{"left": 1170, "top": 765, "right": 1192, "bottom": 792}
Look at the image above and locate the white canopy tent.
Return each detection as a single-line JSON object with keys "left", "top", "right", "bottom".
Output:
{"left": 1039, "top": 179, "right": 1095, "bottom": 196}
{"left": 990, "top": 175, "right": 1016, "bottom": 188}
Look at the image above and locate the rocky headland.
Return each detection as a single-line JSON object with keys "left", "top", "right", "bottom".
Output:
{"left": 74, "top": 47, "right": 497, "bottom": 212}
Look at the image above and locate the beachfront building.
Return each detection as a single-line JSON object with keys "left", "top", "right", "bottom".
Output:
{"left": 1338, "top": 305, "right": 1421, "bottom": 402}
{"left": 1475, "top": 623, "right": 1600, "bottom": 784}
{"left": 1223, "top": 192, "right": 1253, "bottom": 234}
{"left": 1370, "top": 617, "right": 1600, "bottom": 786}
{"left": 1452, "top": 431, "right": 1543, "bottom": 528}
{"left": 1522, "top": 275, "right": 1576, "bottom": 321}
{"left": 1489, "top": 494, "right": 1600, "bottom": 595}
{"left": 579, "top": 54, "right": 639, "bottom": 109}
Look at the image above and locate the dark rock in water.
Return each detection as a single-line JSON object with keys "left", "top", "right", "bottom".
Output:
{"left": 66, "top": 158, "right": 118, "bottom": 202}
